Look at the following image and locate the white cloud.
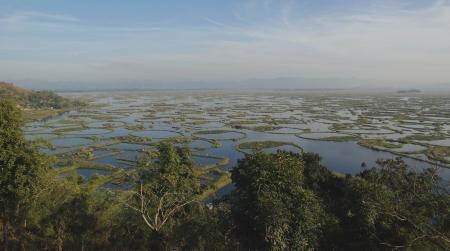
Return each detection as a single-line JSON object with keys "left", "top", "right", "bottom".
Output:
{"left": 175, "top": 0, "right": 450, "bottom": 84}
{"left": 1, "top": 1, "right": 450, "bottom": 86}
{"left": 0, "top": 10, "right": 80, "bottom": 24}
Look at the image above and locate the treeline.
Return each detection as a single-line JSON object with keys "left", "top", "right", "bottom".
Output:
{"left": 0, "top": 82, "right": 83, "bottom": 109}
{"left": 1, "top": 99, "right": 449, "bottom": 251}
{"left": 25, "top": 90, "right": 81, "bottom": 109}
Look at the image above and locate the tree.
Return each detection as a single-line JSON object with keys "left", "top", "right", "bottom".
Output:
{"left": 41, "top": 193, "right": 96, "bottom": 251}
{"left": 231, "top": 151, "right": 326, "bottom": 250}
{"left": 316, "top": 158, "right": 450, "bottom": 250}
{"left": 171, "top": 202, "right": 236, "bottom": 250}
{"left": 125, "top": 143, "right": 200, "bottom": 249}
{"left": 355, "top": 158, "right": 450, "bottom": 250}
{"left": 302, "top": 152, "right": 335, "bottom": 193}
{"left": 0, "top": 99, "right": 49, "bottom": 250}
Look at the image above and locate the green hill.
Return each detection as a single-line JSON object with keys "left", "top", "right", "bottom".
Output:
{"left": 0, "top": 82, "right": 82, "bottom": 109}
{"left": 0, "top": 82, "right": 84, "bottom": 121}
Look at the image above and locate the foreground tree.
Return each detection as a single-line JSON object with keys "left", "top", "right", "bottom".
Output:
{"left": 40, "top": 192, "right": 96, "bottom": 251}
{"left": 231, "top": 151, "right": 326, "bottom": 250}
{"left": 355, "top": 158, "right": 450, "bottom": 250}
{"left": 310, "top": 157, "right": 450, "bottom": 250}
{"left": 0, "top": 99, "right": 49, "bottom": 250}
{"left": 125, "top": 143, "right": 200, "bottom": 249}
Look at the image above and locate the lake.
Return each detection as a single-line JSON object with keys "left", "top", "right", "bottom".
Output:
{"left": 24, "top": 90, "right": 450, "bottom": 194}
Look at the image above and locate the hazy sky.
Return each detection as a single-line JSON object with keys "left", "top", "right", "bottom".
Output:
{"left": 1, "top": 0, "right": 450, "bottom": 88}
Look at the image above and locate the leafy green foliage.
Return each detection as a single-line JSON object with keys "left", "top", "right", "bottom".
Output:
{"left": 123, "top": 143, "right": 201, "bottom": 249}
{"left": 354, "top": 158, "right": 450, "bottom": 250}
{"left": 26, "top": 90, "right": 75, "bottom": 109}
{"left": 231, "top": 151, "right": 326, "bottom": 250}
{"left": 40, "top": 193, "right": 97, "bottom": 250}
{"left": 170, "top": 203, "right": 235, "bottom": 250}
{"left": 308, "top": 157, "right": 450, "bottom": 250}
{"left": 0, "top": 99, "right": 49, "bottom": 249}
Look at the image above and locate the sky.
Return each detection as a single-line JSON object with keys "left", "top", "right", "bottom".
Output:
{"left": 0, "top": 0, "right": 450, "bottom": 89}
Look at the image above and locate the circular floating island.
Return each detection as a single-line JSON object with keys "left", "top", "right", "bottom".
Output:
{"left": 237, "top": 141, "right": 303, "bottom": 154}
{"left": 297, "top": 132, "right": 356, "bottom": 141}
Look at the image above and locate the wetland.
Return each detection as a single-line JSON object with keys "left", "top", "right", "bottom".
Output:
{"left": 24, "top": 90, "right": 450, "bottom": 198}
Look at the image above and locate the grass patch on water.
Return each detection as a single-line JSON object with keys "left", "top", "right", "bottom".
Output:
{"left": 195, "top": 129, "right": 232, "bottom": 134}
{"left": 426, "top": 146, "right": 450, "bottom": 164}
{"left": 238, "top": 141, "right": 300, "bottom": 150}
{"left": 359, "top": 139, "right": 403, "bottom": 149}
{"left": 198, "top": 172, "right": 232, "bottom": 201}
{"left": 23, "top": 108, "right": 69, "bottom": 122}
{"left": 112, "top": 135, "right": 149, "bottom": 144}
{"left": 322, "top": 135, "right": 359, "bottom": 142}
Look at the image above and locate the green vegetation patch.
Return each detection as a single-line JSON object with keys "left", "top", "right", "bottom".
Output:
{"left": 322, "top": 135, "right": 359, "bottom": 142}
{"left": 195, "top": 129, "right": 233, "bottom": 134}
{"left": 251, "top": 125, "right": 279, "bottom": 132}
{"left": 401, "top": 134, "right": 444, "bottom": 142}
{"left": 426, "top": 146, "right": 450, "bottom": 164}
{"left": 238, "top": 141, "right": 301, "bottom": 151}
{"left": 158, "top": 136, "right": 192, "bottom": 145}
{"left": 198, "top": 172, "right": 232, "bottom": 200}
{"left": 53, "top": 126, "right": 87, "bottom": 135}
{"left": 359, "top": 139, "right": 403, "bottom": 149}
{"left": 112, "top": 135, "right": 150, "bottom": 144}
{"left": 23, "top": 108, "right": 70, "bottom": 122}
{"left": 125, "top": 124, "right": 146, "bottom": 131}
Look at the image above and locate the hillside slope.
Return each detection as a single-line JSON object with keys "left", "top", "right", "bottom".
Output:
{"left": 0, "top": 82, "right": 81, "bottom": 109}
{"left": 0, "top": 82, "right": 85, "bottom": 121}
